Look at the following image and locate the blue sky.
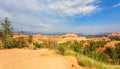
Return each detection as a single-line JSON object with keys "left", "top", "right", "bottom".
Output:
{"left": 0, "top": 0, "right": 120, "bottom": 34}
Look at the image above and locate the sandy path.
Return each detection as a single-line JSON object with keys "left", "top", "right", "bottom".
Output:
{"left": 0, "top": 49, "right": 82, "bottom": 69}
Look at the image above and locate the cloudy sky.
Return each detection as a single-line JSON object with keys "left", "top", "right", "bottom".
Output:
{"left": 0, "top": 0, "right": 120, "bottom": 34}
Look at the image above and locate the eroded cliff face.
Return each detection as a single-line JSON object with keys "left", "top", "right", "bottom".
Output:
{"left": 59, "top": 34, "right": 87, "bottom": 42}
{"left": 13, "top": 33, "right": 88, "bottom": 43}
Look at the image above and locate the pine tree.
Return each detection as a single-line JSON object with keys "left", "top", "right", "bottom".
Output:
{"left": 1, "top": 17, "right": 13, "bottom": 38}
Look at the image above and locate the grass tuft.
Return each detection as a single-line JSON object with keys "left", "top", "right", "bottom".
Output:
{"left": 76, "top": 54, "right": 115, "bottom": 69}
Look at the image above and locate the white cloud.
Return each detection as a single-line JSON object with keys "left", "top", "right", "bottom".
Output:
{"left": 113, "top": 3, "right": 120, "bottom": 8}
{"left": 0, "top": 0, "right": 99, "bottom": 18}
{"left": 0, "top": 0, "right": 67, "bottom": 31}
{"left": 48, "top": 0, "right": 99, "bottom": 16}
{"left": 0, "top": 7, "right": 11, "bottom": 18}
{"left": 1, "top": 0, "right": 116, "bottom": 34}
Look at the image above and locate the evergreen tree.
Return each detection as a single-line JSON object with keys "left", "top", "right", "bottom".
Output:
{"left": 0, "top": 17, "right": 13, "bottom": 38}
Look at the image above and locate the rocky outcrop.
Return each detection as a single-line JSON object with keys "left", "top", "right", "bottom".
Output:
{"left": 104, "top": 41, "right": 120, "bottom": 48}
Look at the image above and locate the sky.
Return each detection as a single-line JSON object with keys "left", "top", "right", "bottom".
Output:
{"left": 0, "top": 0, "right": 120, "bottom": 34}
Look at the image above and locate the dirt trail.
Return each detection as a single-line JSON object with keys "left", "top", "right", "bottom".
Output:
{"left": 0, "top": 49, "right": 82, "bottom": 69}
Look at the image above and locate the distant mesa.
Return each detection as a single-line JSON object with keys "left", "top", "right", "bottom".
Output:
{"left": 108, "top": 32, "right": 120, "bottom": 37}
{"left": 59, "top": 33, "right": 88, "bottom": 42}
{"left": 32, "top": 34, "right": 42, "bottom": 37}
{"left": 61, "top": 33, "right": 79, "bottom": 38}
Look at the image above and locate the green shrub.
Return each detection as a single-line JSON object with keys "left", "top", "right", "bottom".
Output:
{"left": 16, "top": 37, "right": 27, "bottom": 48}
{"left": 76, "top": 54, "right": 114, "bottom": 69}
{"left": 3, "top": 37, "right": 27, "bottom": 48}
{"left": 56, "top": 45, "right": 67, "bottom": 55}
{"left": 41, "top": 40, "right": 57, "bottom": 49}
{"left": 109, "top": 36, "right": 120, "bottom": 41}
{"left": 89, "top": 41, "right": 97, "bottom": 51}
{"left": 64, "top": 49, "right": 76, "bottom": 56}
{"left": 0, "top": 40, "right": 3, "bottom": 49}
{"left": 96, "top": 41, "right": 109, "bottom": 47}
{"left": 115, "top": 43, "right": 120, "bottom": 64}
{"left": 3, "top": 37, "right": 18, "bottom": 48}
{"left": 33, "top": 43, "right": 43, "bottom": 48}
{"left": 83, "top": 41, "right": 97, "bottom": 55}
{"left": 97, "top": 52, "right": 109, "bottom": 63}
{"left": 28, "top": 35, "right": 33, "bottom": 43}
{"left": 70, "top": 41, "right": 83, "bottom": 53}
{"left": 104, "top": 47, "right": 119, "bottom": 64}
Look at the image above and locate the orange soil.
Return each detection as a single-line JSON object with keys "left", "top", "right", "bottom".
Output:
{"left": 0, "top": 49, "right": 82, "bottom": 69}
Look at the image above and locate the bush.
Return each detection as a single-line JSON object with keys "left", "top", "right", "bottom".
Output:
{"left": 3, "top": 37, "right": 27, "bottom": 48}
{"left": 83, "top": 41, "right": 97, "bottom": 58}
{"left": 109, "top": 36, "right": 120, "bottom": 41}
{"left": 0, "top": 40, "right": 3, "bottom": 49}
{"left": 115, "top": 43, "right": 120, "bottom": 64}
{"left": 16, "top": 37, "right": 27, "bottom": 48}
{"left": 56, "top": 41, "right": 77, "bottom": 55}
{"left": 104, "top": 47, "right": 119, "bottom": 64}
{"left": 33, "top": 43, "right": 43, "bottom": 48}
{"left": 76, "top": 54, "right": 114, "bottom": 69}
{"left": 96, "top": 41, "right": 108, "bottom": 47}
{"left": 41, "top": 40, "right": 57, "bottom": 49}
{"left": 115, "top": 43, "right": 120, "bottom": 57}
{"left": 70, "top": 41, "right": 83, "bottom": 53}
{"left": 64, "top": 49, "right": 76, "bottom": 56}
{"left": 56, "top": 45, "right": 67, "bottom": 55}
{"left": 97, "top": 52, "right": 109, "bottom": 63}
{"left": 3, "top": 37, "right": 18, "bottom": 48}
{"left": 28, "top": 35, "right": 33, "bottom": 43}
{"left": 89, "top": 41, "right": 97, "bottom": 51}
